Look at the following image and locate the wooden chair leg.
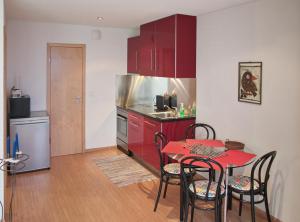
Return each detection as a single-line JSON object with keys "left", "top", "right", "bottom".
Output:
{"left": 153, "top": 176, "right": 164, "bottom": 212}
{"left": 228, "top": 187, "right": 232, "bottom": 210}
{"left": 214, "top": 198, "right": 219, "bottom": 222}
{"left": 190, "top": 197, "right": 195, "bottom": 222}
{"left": 219, "top": 198, "right": 223, "bottom": 222}
{"left": 264, "top": 192, "right": 272, "bottom": 222}
{"left": 184, "top": 200, "right": 189, "bottom": 222}
{"left": 250, "top": 192, "right": 256, "bottom": 222}
{"left": 163, "top": 176, "right": 169, "bottom": 198}
{"left": 239, "top": 194, "right": 243, "bottom": 216}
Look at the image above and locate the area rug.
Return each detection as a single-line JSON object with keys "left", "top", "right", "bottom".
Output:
{"left": 94, "top": 154, "right": 157, "bottom": 187}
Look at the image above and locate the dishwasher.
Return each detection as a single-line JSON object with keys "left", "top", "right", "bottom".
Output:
{"left": 10, "top": 111, "right": 50, "bottom": 173}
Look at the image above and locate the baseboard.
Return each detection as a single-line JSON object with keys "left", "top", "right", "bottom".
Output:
{"left": 84, "top": 145, "right": 117, "bottom": 152}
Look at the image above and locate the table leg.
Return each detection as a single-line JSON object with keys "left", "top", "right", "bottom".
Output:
{"left": 223, "top": 167, "right": 229, "bottom": 222}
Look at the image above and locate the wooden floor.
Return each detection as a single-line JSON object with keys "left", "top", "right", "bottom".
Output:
{"left": 5, "top": 147, "right": 270, "bottom": 222}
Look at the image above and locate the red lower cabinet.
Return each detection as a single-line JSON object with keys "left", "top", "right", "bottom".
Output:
{"left": 127, "top": 111, "right": 195, "bottom": 170}
{"left": 143, "top": 118, "right": 161, "bottom": 170}
{"left": 128, "top": 112, "right": 143, "bottom": 158}
{"left": 162, "top": 119, "right": 195, "bottom": 141}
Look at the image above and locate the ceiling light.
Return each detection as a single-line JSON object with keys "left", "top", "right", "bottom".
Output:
{"left": 96, "top": 17, "right": 104, "bottom": 21}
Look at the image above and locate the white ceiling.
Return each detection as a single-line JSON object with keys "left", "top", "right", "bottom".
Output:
{"left": 5, "top": 0, "right": 258, "bottom": 28}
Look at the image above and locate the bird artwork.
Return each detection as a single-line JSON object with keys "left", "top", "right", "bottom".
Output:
{"left": 240, "top": 70, "right": 258, "bottom": 99}
{"left": 238, "top": 62, "right": 262, "bottom": 104}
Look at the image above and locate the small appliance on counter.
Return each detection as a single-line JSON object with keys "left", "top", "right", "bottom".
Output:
{"left": 9, "top": 96, "right": 30, "bottom": 118}
{"left": 169, "top": 95, "right": 177, "bottom": 108}
{"left": 156, "top": 95, "right": 170, "bottom": 111}
{"left": 9, "top": 86, "right": 30, "bottom": 118}
{"left": 156, "top": 94, "right": 177, "bottom": 111}
{"left": 11, "top": 87, "right": 22, "bottom": 98}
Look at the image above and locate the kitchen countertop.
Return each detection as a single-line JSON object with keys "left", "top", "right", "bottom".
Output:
{"left": 117, "top": 105, "right": 196, "bottom": 122}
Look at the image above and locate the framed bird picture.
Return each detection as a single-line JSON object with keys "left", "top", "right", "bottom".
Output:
{"left": 238, "top": 62, "right": 262, "bottom": 104}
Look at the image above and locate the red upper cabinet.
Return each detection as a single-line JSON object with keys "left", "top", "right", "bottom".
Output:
{"left": 175, "top": 15, "right": 196, "bottom": 78}
{"left": 127, "top": 36, "right": 140, "bottom": 73}
{"left": 155, "top": 16, "right": 176, "bottom": 77}
{"left": 140, "top": 22, "right": 156, "bottom": 76}
{"left": 138, "top": 14, "right": 196, "bottom": 78}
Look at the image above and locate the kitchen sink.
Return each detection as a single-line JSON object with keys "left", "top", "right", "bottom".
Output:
{"left": 148, "top": 111, "right": 178, "bottom": 119}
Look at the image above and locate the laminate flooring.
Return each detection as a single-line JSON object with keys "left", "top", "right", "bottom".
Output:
{"left": 5, "top": 147, "right": 270, "bottom": 222}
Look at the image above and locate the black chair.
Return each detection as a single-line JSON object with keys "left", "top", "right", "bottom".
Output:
{"left": 185, "top": 123, "right": 217, "bottom": 181}
{"left": 153, "top": 132, "right": 182, "bottom": 212}
{"left": 180, "top": 156, "right": 225, "bottom": 222}
{"left": 185, "top": 123, "right": 216, "bottom": 140}
{"left": 228, "top": 151, "right": 277, "bottom": 222}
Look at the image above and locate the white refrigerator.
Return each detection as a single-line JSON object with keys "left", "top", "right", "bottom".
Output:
{"left": 10, "top": 111, "right": 50, "bottom": 172}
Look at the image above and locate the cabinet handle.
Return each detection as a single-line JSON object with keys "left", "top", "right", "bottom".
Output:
{"left": 117, "top": 115, "right": 127, "bottom": 121}
{"left": 144, "top": 120, "right": 156, "bottom": 128}
{"left": 128, "top": 114, "right": 138, "bottom": 120}
{"left": 150, "top": 49, "right": 153, "bottom": 71}
{"left": 155, "top": 48, "right": 157, "bottom": 71}
{"left": 155, "top": 48, "right": 159, "bottom": 71}
{"left": 135, "top": 51, "right": 138, "bottom": 71}
{"left": 128, "top": 121, "right": 139, "bottom": 128}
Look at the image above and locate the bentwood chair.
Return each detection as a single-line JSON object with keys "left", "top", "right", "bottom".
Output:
{"left": 180, "top": 156, "right": 225, "bottom": 222}
{"left": 153, "top": 132, "right": 181, "bottom": 211}
{"left": 185, "top": 123, "right": 216, "bottom": 140}
{"left": 228, "top": 151, "right": 277, "bottom": 222}
{"left": 185, "top": 123, "right": 217, "bottom": 181}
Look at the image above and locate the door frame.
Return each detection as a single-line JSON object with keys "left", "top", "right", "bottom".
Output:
{"left": 47, "top": 43, "right": 86, "bottom": 155}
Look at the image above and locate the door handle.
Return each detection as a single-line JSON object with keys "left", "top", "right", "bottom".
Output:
{"left": 74, "top": 96, "right": 81, "bottom": 103}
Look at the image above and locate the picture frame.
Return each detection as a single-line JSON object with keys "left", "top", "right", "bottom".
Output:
{"left": 238, "top": 62, "right": 262, "bottom": 104}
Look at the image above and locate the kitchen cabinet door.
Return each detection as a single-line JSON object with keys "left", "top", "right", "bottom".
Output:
{"left": 139, "top": 22, "right": 156, "bottom": 76}
{"left": 127, "top": 36, "right": 140, "bottom": 73}
{"left": 162, "top": 119, "right": 195, "bottom": 141}
{"left": 143, "top": 117, "right": 161, "bottom": 170}
{"left": 175, "top": 14, "right": 196, "bottom": 78}
{"left": 155, "top": 16, "right": 175, "bottom": 77}
{"left": 138, "top": 14, "right": 196, "bottom": 78}
{"left": 128, "top": 112, "right": 143, "bottom": 158}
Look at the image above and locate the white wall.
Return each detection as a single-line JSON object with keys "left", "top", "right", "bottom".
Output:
{"left": 0, "top": 0, "right": 4, "bottom": 214}
{"left": 7, "top": 20, "right": 135, "bottom": 149}
{"left": 196, "top": 0, "right": 300, "bottom": 221}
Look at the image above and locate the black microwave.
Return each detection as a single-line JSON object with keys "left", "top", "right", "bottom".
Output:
{"left": 9, "top": 96, "right": 30, "bottom": 118}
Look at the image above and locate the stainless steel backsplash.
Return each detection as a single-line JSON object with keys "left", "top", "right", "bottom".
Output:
{"left": 116, "top": 75, "right": 196, "bottom": 109}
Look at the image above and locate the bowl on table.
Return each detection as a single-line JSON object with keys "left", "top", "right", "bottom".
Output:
{"left": 225, "top": 141, "right": 245, "bottom": 150}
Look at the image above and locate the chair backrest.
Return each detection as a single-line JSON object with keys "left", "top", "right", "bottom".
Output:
{"left": 251, "top": 151, "right": 277, "bottom": 191}
{"left": 154, "top": 132, "right": 168, "bottom": 172}
{"left": 185, "top": 123, "right": 216, "bottom": 140}
{"left": 180, "top": 156, "right": 224, "bottom": 201}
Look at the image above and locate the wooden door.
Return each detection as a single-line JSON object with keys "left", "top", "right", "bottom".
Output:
{"left": 48, "top": 44, "right": 85, "bottom": 157}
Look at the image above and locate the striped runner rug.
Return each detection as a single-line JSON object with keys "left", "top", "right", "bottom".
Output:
{"left": 94, "top": 154, "right": 157, "bottom": 187}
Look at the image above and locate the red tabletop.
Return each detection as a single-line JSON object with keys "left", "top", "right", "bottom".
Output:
{"left": 162, "top": 139, "right": 256, "bottom": 170}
